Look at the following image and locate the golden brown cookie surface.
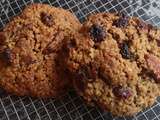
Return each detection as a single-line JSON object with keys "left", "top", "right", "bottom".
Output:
{"left": 64, "top": 13, "right": 160, "bottom": 116}
{"left": 0, "top": 3, "right": 81, "bottom": 98}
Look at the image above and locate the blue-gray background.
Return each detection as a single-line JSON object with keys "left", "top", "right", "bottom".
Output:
{"left": 0, "top": 0, "right": 160, "bottom": 120}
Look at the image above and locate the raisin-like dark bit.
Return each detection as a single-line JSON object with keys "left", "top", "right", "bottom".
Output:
{"left": 120, "top": 42, "right": 133, "bottom": 59}
{"left": 89, "top": 24, "right": 106, "bottom": 43}
{"left": 40, "top": 12, "right": 54, "bottom": 27}
{"left": 113, "top": 15, "right": 129, "bottom": 28}
{"left": 0, "top": 48, "right": 13, "bottom": 65}
{"left": 113, "top": 86, "right": 132, "bottom": 99}
{"left": 0, "top": 32, "right": 6, "bottom": 45}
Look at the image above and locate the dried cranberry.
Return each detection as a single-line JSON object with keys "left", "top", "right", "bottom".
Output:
{"left": 40, "top": 12, "right": 54, "bottom": 27}
{"left": 113, "top": 15, "right": 129, "bottom": 28}
{"left": 113, "top": 86, "right": 132, "bottom": 99}
{"left": 89, "top": 24, "right": 106, "bottom": 42}
{"left": 120, "top": 42, "right": 132, "bottom": 59}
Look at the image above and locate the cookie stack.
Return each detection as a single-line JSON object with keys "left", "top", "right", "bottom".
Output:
{"left": 0, "top": 3, "right": 160, "bottom": 116}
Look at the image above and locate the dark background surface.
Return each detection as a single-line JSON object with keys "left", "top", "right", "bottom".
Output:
{"left": 0, "top": 0, "right": 160, "bottom": 120}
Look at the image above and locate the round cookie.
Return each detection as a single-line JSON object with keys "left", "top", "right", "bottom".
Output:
{"left": 64, "top": 13, "right": 160, "bottom": 116}
{"left": 0, "top": 3, "right": 81, "bottom": 98}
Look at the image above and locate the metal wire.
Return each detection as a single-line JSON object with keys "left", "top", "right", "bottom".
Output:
{"left": 0, "top": 0, "right": 160, "bottom": 120}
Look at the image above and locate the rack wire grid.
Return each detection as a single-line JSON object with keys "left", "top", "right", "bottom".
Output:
{"left": 0, "top": 0, "right": 160, "bottom": 120}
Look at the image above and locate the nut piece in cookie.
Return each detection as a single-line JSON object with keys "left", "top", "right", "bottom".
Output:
{"left": 145, "top": 54, "right": 160, "bottom": 83}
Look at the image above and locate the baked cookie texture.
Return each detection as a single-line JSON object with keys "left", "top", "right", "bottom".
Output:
{"left": 0, "top": 3, "right": 81, "bottom": 98}
{"left": 64, "top": 13, "right": 160, "bottom": 116}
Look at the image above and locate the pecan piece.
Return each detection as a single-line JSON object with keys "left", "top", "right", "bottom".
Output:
{"left": 145, "top": 54, "right": 160, "bottom": 83}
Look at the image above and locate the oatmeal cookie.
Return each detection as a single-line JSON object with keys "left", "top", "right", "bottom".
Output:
{"left": 0, "top": 3, "right": 81, "bottom": 98}
{"left": 64, "top": 13, "right": 160, "bottom": 116}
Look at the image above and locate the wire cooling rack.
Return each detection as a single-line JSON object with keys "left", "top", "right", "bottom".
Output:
{"left": 1, "top": 0, "right": 160, "bottom": 120}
